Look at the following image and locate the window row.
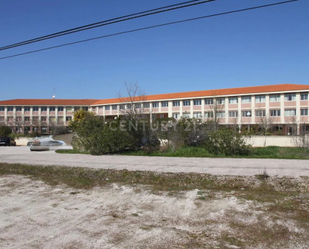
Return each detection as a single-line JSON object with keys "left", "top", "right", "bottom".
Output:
{"left": 171, "top": 109, "right": 309, "bottom": 119}
{"left": 1, "top": 106, "right": 87, "bottom": 112}
{"left": 6, "top": 116, "right": 73, "bottom": 122}
{"left": 101, "top": 92, "right": 309, "bottom": 111}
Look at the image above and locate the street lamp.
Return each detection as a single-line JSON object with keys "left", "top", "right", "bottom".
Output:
{"left": 247, "top": 111, "right": 251, "bottom": 133}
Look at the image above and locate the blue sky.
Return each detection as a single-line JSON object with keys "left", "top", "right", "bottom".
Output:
{"left": 0, "top": 0, "right": 308, "bottom": 100}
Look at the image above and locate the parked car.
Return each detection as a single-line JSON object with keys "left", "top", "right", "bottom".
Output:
{"left": 0, "top": 137, "right": 16, "bottom": 146}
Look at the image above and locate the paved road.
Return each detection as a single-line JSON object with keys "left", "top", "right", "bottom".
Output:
{"left": 0, "top": 147, "right": 309, "bottom": 177}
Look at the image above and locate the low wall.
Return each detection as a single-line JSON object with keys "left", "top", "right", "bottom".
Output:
{"left": 245, "top": 135, "right": 298, "bottom": 147}
{"left": 15, "top": 137, "right": 32, "bottom": 146}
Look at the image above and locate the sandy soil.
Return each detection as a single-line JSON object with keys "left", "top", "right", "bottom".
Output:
{"left": 0, "top": 175, "right": 308, "bottom": 249}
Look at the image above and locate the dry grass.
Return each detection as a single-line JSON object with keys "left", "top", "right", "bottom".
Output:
{"left": 1, "top": 163, "right": 309, "bottom": 248}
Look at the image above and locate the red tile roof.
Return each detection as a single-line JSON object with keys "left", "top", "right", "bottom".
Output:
{"left": 92, "top": 84, "right": 309, "bottom": 105}
{"left": 0, "top": 84, "right": 308, "bottom": 106}
{"left": 0, "top": 99, "right": 98, "bottom": 106}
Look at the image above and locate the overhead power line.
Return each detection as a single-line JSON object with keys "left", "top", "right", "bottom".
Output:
{"left": 0, "top": 0, "right": 299, "bottom": 61}
{"left": 0, "top": 0, "right": 215, "bottom": 51}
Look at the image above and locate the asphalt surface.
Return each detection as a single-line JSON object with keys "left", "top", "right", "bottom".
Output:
{"left": 0, "top": 147, "right": 309, "bottom": 177}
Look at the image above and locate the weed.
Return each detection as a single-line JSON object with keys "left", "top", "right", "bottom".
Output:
{"left": 256, "top": 168, "right": 270, "bottom": 180}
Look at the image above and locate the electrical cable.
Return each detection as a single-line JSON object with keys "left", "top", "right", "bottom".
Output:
{"left": 0, "top": 0, "right": 299, "bottom": 61}
{"left": 0, "top": 0, "right": 215, "bottom": 51}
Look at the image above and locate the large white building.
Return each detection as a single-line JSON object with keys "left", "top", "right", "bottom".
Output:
{"left": 0, "top": 84, "right": 309, "bottom": 135}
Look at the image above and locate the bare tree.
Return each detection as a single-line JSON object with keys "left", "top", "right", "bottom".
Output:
{"left": 49, "top": 116, "right": 58, "bottom": 135}
{"left": 205, "top": 97, "right": 225, "bottom": 131}
{"left": 32, "top": 116, "right": 41, "bottom": 133}
{"left": 288, "top": 115, "right": 298, "bottom": 135}
{"left": 291, "top": 118, "right": 309, "bottom": 148}
{"left": 14, "top": 116, "right": 24, "bottom": 133}
{"left": 256, "top": 113, "right": 275, "bottom": 147}
{"left": 118, "top": 82, "right": 147, "bottom": 120}
{"left": 297, "top": 122, "right": 309, "bottom": 148}
{"left": 229, "top": 115, "right": 240, "bottom": 133}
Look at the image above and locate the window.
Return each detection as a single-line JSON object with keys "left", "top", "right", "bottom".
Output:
{"left": 173, "top": 101, "right": 180, "bottom": 107}
{"left": 161, "top": 101, "right": 168, "bottom": 107}
{"left": 183, "top": 100, "right": 190, "bottom": 106}
{"left": 301, "top": 109, "right": 308, "bottom": 116}
{"left": 182, "top": 113, "right": 191, "bottom": 118}
{"left": 285, "top": 94, "right": 296, "bottom": 101}
{"left": 41, "top": 117, "right": 47, "bottom": 122}
{"left": 41, "top": 107, "right": 47, "bottom": 112}
{"left": 7, "top": 107, "right": 13, "bottom": 111}
{"left": 112, "top": 105, "right": 117, "bottom": 110}
{"left": 135, "top": 103, "right": 141, "bottom": 109}
{"left": 205, "top": 112, "right": 213, "bottom": 118}
{"left": 285, "top": 109, "right": 296, "bottom": 116}
{"left": 24, "top": 107, "right": 30, "bottom": 112}
{"left": 205, "top": 99, "right": 213, "bottom": 105}
{"left": 105, "top": 105, "right": 110, "bottom": 111}
{"left": 126, "top": 104, "right": 132, "bottom": 109}
{"left": 241, "top": 96, "right": 251, "bottom": 103}
{"left": 301, "top": 93, "right": 308, "bottom": 100}
{"left": 193, "top": 112, "right": 202, "bottom": 118}
{"left": 270, "top": 94, "right": 280, "bottom": 102}
{"left": 270, "top": 110, "right": 280, "bottom": 116}
{"left": 82, "top": 107, "right": 88, "bottom": 111}
{"left": 49, "top": 107, "right": 55, "bottom": 112}
{"left": 229, "top": 111, "right": 238, "bottom": 118}
{"left": 193, "top": 99, "right": 201, "bottom": 106}
{"left": 16, "top": 107, "right": 22, "bottom": 111}
{"left": 217, "top": 98, "right": 225, "bottom": 105}
{"left": 58, "top": 107, "right": 64, "bottom": 112}
{"left": 242, "top": 111, "right": 251, "bottom": 117}
{"left": 152, "top": 102, "right": 159, "bottom": 108}
{"left": 172, "top": 113, "right": 180, "bottom": 119}
{"left": 255, "top": 110, "right": 266, "bottom": 117}
{"left": 229, "top": 97, "right": 238, "bottom": 104}
{"left": 41, "top": 127, "right": 47, "bottom": 133}
{"left": 255, "top": 95, "right": 266, "bottom": 103}
{"left": 16, "top": 117, "right": 22, "bottom": 122}
{"left": 66, "top": 117, "right": 72, "bottom": 122}
{"left": 119, "top": 105, "right": 125, "bottom": 110}
{"left": 216, "top": 112, "right": 225, "bottom": 118}
{"left": 24, "top": 117, "right": 30, "bottom": 122}
{"left": 143, "top": 103, "right": 150, "bottom": 108}
{"left": 33, "top": 107, "right": 39, "bottom": 111}
{"left": 0, "top": 107, "right": 4, "bottom": 111}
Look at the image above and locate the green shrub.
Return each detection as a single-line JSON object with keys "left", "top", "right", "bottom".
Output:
{"left": 0, "top": 125, "right": 12, "bottom": 137}
{"left": 71, "top": 116, "right": 137, "bottom": 155}
{"left": 204, "top": 128, "right": 251, "bottom": 156}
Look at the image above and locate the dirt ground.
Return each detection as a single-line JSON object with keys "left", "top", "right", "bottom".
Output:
{"left": 1, "top": 174, "right": 309, "bottom": 249}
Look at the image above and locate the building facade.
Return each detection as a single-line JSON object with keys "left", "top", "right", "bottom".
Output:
{"left": 0, "top": 84, "right": 309, "bottom": 135}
